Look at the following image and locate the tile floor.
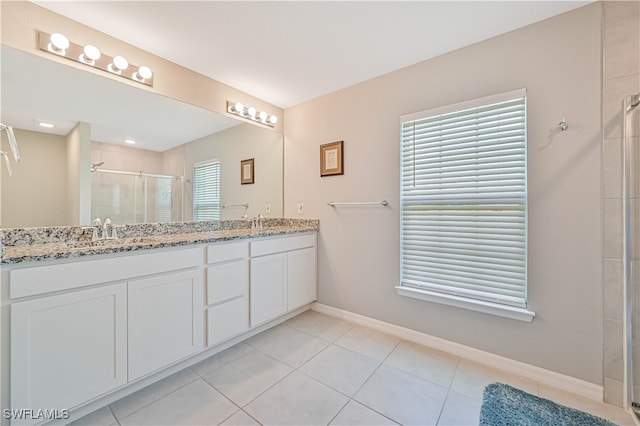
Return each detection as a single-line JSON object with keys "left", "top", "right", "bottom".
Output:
{"left": 72, "top": 310, "right": 636, "bottom": 426}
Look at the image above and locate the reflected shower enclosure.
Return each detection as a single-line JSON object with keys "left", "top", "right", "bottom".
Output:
{"left": 91, "top": 168, "right": 183, "bottom": 224}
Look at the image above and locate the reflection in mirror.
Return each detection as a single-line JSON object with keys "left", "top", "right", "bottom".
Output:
{"left": 0, "top": 46, "right": 283, "bottom": 228}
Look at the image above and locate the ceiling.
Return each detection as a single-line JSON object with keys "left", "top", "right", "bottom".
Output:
{"left": 32, "top": 1, "right": 592, "bottom": 110}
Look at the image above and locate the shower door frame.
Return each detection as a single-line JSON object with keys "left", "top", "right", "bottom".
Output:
{"left": 623, "top": 93, "right": 640, "bottom": 418}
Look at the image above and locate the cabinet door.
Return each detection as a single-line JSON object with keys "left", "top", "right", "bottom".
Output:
{"left": 11, "top": 284, "right": 127, "bottom": 421}
{"left": 287, "top": 247, "right": 317, "bottom": 310}
{"left": 128, "top": 269, "right": 203, "bottom": 380}
{"left": 250, "top": 253, "right": 287, "bottom": 327}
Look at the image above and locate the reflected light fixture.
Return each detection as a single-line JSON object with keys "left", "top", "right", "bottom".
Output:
{"left": 227, "top": 101, "right": 278, "bottom": 128}
{"left": 124, "top": 139, "right": 136, "bottom": 145}
{"left": 37, "top": 30, "right": 153, "bottom": 87}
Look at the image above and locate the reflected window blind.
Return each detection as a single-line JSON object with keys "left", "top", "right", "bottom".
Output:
{"left": 156, "top": 177, "right": 173, "bottom": 222}
{"left": 193, "top": 159, "right": 221, "bottom": 221}
{"left": 400, "top": 89, "right": 528, "bottom": 308}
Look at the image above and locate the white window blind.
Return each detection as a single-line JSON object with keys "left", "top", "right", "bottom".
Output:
{"left": 193, "top": 159, "right": 221, "bottom": 221}
{"left": 400, "top": 89, "right": 528, "bottom": 308}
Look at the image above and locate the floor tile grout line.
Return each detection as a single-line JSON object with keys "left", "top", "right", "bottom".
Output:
{"left": 285, "top": 316, "right": 357, "bottom": 343}
{"left": 110, "top": 371, "right": 201, "bottom": 423}
{"left": 107, "top": 405, "right": 121, "bottom": 426}
{"left": 190, "top": 344, "right": 256, "bottom": 378}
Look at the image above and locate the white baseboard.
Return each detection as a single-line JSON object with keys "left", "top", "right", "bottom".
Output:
{"left": 311, "top": 302, "right": 603, "bottom": 402}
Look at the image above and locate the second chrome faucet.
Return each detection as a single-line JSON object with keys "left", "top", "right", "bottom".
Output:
{"left": 92, "top": 217, "right": 118, "bottom": 241}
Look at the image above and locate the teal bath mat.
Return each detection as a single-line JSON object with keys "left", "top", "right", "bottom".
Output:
{"left": 479, "top": 383, "right": 617, "bottom": 426}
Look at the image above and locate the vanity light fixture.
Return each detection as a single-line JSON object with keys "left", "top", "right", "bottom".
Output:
{"left": 227, "top": 101, "right": 278, "bottom": 128}
{"left": 133, "top": 66, "right": 153, "bottom": 83}
{"left": 108, "top": 55, "right": 129, "bottom": 75}
{"left": 37, "top": 30, "right": 154, "bottom": 87}
{"left": 48, "top": 33, "right": 69, "bottom": 55}
{"left": 80, "top": 44, "right": 101, "bottom": 65}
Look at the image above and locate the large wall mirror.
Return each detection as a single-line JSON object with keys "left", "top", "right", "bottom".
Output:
{"left": 0, "top": 45, "right": 283, "bottom": 228}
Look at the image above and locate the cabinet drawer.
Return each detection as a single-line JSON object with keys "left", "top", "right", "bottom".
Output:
{"left": 10, "top": 247, "right": 202, "bottom": 299}
{"left": 207, "top": 241, "right": 248, "bottom": 264}
{"left": 206, "top": 259, "right": 249, "bottom": 305}
{"left": 251, "top": 233, "right": 316, "bottom": 257}
{"left": 207, "top": 297, "right": 249, "bottom": 346}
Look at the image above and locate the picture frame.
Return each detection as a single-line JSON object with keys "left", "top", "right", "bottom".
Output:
{"left": 240, "top": 158, "right": 254, "bottom": 184}
{"left": 320, "top": 140, "right": 344, "bottom": 177}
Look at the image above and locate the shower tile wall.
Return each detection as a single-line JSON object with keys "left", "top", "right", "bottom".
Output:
{"left": 602, "top": 0, "right": 640, "bottom": 407}
{"left": 91, "top": 142, "right": 166, "bottom": 223}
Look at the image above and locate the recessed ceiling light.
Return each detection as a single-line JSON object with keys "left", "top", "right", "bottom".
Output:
{"left": 124, "top": 139, "right": 136, "bottom": 144}
{"left": 38, "top": 122, "right": 54, "bottom": 129}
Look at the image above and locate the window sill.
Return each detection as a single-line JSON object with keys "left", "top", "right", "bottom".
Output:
{"left": 395, "top": 286, "right": 535, "bottom": 322}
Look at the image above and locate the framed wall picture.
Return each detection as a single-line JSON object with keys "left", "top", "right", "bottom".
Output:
{"left": 241, "top": 158, "right": 254, "bottom": 184}
{"left": 320, "top": 141, "right": 344, "bottom": 177}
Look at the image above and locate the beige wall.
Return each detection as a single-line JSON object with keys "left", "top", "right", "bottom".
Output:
{"left": 284, "top": 4, "right": 603, "bottom": 384}
{"left": 183, "top": 124, "right": 283, "bottom": 220}
{"left": 0, "top": 129, "right": 67, "bottom": 227}
{"left": 66, "top": 122, "right": 91, "bottom": 225}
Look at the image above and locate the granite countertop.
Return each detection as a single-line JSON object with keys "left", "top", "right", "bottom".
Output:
{"left": 1, "top": 219, "right": 319, "bottom": 265}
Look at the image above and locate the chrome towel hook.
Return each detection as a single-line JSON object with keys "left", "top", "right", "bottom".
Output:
{"left": 557, "top": 117, "right": 569, "bottom": 132}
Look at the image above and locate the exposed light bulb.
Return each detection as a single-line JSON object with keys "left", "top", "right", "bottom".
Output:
{"left": 108, "top": 55, "right": 129, "bottom": 74}
{"left": 235, "top": 102, "right": 245, "bottom": 113}
{"left": 259, "top": 111, "right": 268, "bottom": 121}
{"left": 80, "top": 44, "right": 101, "bottom": 65}
{"left": 113, "top": 56, "right": 128, "bottom": 70}
{"left": 248, "top": 106, "right": 257, "bottom": 117}
{"left": 137, "top": 66, "right": 152, "bottom": 79}
{"left": 48, "top": 33, "right": 69, "bottom": 55}
{"left": 269, "top": 115, "right": 278, "bottom": 124}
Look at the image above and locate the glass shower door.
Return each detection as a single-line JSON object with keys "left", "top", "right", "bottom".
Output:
{"left": 91, "top": 171, "right": 183, "bottom": 224}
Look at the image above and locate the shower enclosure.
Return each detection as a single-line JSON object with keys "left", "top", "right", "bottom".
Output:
{"left": 624, "top": 93, "right": 640, "bottom": 419}
{"left": 91, "top": 168, "right": 184, "bottom": 224}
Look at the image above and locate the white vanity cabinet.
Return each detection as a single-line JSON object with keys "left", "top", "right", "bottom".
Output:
{"left": 128, "top": 269, "right": 203, "bottom": 380}
{"left": 3, "top": 231, "right": 316, "bottom": 425}
{"left": 7, "top": 247, "right": 202, "bottom": 424}
{"left": 205, "top": 241, "right": 250, "bottom": 346}
{"left": 10, "top": 283, "right": 127, "bottom": 421}
{"left": 250, "top": 233, "right": 317, "bottom": 326}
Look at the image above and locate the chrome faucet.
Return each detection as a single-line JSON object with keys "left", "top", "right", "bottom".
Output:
{"left": 91, "top": 217, "right": 118, "bottom": 241}
{"left": 92, "top": 218, "right": 102, "bottom": 241}
{"left": 103, "top": 218, "right": 118, "bottom": 240}
{"left": 252, "top": 214, "right": 265, "bottom": 230}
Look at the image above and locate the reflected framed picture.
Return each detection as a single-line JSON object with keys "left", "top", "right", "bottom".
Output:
{"left": 320, "top": 140, "right": 344, "bottom": 177}
{"left": 241, "top": 158, "right": 254, "bottom": 184}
